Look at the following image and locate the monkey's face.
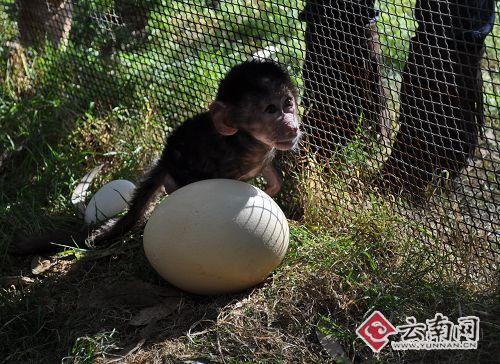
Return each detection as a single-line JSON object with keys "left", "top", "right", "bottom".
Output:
{"left": 241, "top": 93, "right": 301, "bottom": 151}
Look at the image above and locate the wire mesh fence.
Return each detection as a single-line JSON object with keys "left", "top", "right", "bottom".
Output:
{"left": 1, "top": 0, "right": 498, "bottom": 286}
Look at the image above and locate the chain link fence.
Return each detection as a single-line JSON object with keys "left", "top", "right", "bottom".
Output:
{"left": 2, "top": 0, "right": 498, "bottom": 286}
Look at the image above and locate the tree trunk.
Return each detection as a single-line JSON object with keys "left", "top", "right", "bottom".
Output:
{"left": 17, "top": 0, "right": 73, "bottom": 50}
{"left": 300, "top": 0, "right": 386, "bottom": 159}
{"left": 381, "top": 0, "right": 495, "bottom": 197}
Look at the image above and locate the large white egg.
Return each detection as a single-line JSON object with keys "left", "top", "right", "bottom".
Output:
{"left": 84, "top": 179, "right": 136, "bottom": 225}
{"left": 143, "top": 179, "right": 289, "bottom": 295}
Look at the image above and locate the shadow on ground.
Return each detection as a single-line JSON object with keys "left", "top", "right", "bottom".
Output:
{"left": 0, "top": 242, "right": 243, "bottom": 363}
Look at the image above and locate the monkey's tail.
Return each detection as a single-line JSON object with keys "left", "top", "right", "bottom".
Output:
{"left": 90, "top": 163, "right": 169, "bottom": 246}
{"left": 11, "top": 164, "right": 169, "bottom": 255}
{"left": 10, "top": 228, "right": 91, "bottom": 255}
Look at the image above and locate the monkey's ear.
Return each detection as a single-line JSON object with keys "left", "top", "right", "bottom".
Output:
{"left": 209, "top": 101, "right": 238, "bottom": 136}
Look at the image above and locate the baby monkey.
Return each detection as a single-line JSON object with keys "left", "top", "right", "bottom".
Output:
{"left": 12, "top": 60, "right": 301, "bottom": 254}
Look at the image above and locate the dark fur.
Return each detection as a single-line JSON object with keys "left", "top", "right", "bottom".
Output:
{"left": 12, "top": 60, "right": 300, "bottom": 255}
{"left": 164, "top": 113, "right": 275, "bottom": 186}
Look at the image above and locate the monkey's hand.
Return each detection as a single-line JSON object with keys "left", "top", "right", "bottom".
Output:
{"left": 262, "top": 165, "right": 281, "bottom": 197}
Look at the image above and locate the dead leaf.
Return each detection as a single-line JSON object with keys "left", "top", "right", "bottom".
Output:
{"left": 71, "top": 164, "right": 104, "bottom": 215}
{"left": 316, "top": 329, "right": 351, "bottom": 363}
{"left": 0, "top": 276, "right": 35, "bottom": 288}
{"left": 31, "top": 256, "right": 53, "bottom": 275}
{"left": 129, "top": 297, "right": 180, "bottom": 326}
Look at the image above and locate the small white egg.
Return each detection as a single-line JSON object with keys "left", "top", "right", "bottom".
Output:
{"left": 84, "top": 179, "right": 136, "bottom": 225}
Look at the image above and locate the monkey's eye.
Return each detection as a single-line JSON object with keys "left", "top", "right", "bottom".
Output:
{"left": 284, "top": 97, "right": 293, "bottom": 107}
{"left": 265, "top": 104, "right": 278, "bottom": 114}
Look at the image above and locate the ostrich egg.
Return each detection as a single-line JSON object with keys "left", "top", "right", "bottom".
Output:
{"left": 143, "top": 179, "right": 289, "bottom": 295}
{"left": 84, "top": 179, "right": 136, "bottom": 225}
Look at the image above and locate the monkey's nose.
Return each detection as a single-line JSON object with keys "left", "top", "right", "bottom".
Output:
{"left": 286, "top": 124, "right": 299, "bottom": 137}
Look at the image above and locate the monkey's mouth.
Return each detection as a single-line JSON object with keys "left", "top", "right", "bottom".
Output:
{"left": 274, "top": 136, "right": 300, "bottom": 150}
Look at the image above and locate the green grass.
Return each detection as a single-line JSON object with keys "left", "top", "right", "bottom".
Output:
{"left": 1, "top": 0, "right": 499, "bottom": 363}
